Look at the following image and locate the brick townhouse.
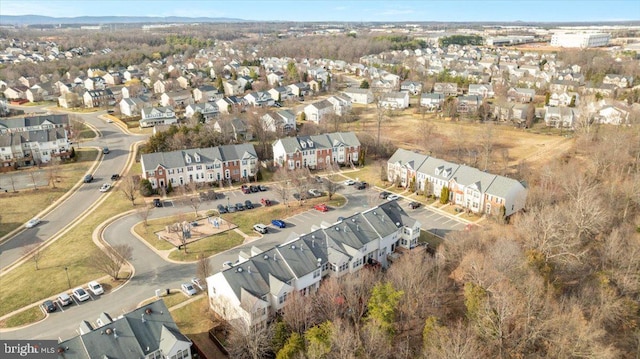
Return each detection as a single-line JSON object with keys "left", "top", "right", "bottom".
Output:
{"left": 272, "top": 132, "right": 360, "bottom": 170}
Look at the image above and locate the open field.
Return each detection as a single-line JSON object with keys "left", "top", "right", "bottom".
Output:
{"left": 0, "top": 148, "right": 99, "bottom": 238}
{"left": 0, "top": 306, "right": 45, "bottom": 328}
{"left": 344, "top": 106, "right": 574, "bottom": 174}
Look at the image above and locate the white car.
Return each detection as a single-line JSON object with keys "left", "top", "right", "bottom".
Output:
{"left": 87, "top": 281, "right": 104, "bottom": 296}
{"left": 106, "top": 119, "right": 113, "bottom": 123}
{"left": 25, "top": 218, "right": 41, "bottom": 228}
{"left": 344, "top": 179, "right": 355, "bottom": 186}
{"left": 99, "top": 183, "right": 111, "bottom": 192}
{"left": 72, "top": 287, "right": 90, "bottom": 302}
{"left": 387, "top": 194, "right": 400, "bottom": 201}
{"left": 191, "top": 278, "right": 206, "bottom": 291}
{"left": 181, "top": 283, "right": 197, "bottom": 296}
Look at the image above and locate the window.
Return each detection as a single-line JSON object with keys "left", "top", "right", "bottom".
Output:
{"left": 196, "top": 165, "right": 202, "bottom": 170}
{"left": 187, "top": 166, "right": 193, "bottom": 172}
{"left": 242, "top": 160, "right": 247, "bottom": 165}
{"left": 158, "top": 170, "right": 163, "bottom": 175}
{"left": 168, "top": 169, "right": 175, "bottom": 174}
{"left": 313, "top": 269, "right": 320, "bottom": 278}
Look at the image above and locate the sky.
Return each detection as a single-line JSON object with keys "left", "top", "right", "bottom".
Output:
{"left": 1, "top": 0, "right": 639, "bottom": 22}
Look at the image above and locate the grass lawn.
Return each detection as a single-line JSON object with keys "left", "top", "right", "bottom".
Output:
{"left": 140, "top": 290, "right": 192, "bottom": 308}
{"left": 0, "top": 148, "right": 99, "bottom": 238}
{"left": 419, "top": 229, "right": 444, "bottom": 249}
{"left": 0, "top": 191, "right": 134, "bottom": 319}
{"left": 0, "top": 306, "right": 45, "bottom": 328}
{"left": 341, "top": 162, "right": 388, "bottom": 189}
{"left": 129, "top": 161, "right": 142, "bottom": 176}
{"left": 168, "top": 231, "right": 244, "bottom": 262}
{"left": 224, "top": 193, "right": 346, "bottom": 234}
{"left": 171, "top": 297, "right": 225, "bottom": 359}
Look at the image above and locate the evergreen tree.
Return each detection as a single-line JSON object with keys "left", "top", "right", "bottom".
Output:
{"left": 440, "top": 186, "right": 449, "bottom": 204}
{"left": 360, "top": 79, "right": 370, "bottom": 89}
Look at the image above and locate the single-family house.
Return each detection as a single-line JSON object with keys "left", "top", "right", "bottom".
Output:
{"left": 595, "top": 105, "right": 628, "bottom": 125}
{"left": 185, "top": 102, "right": 219, "bottom": 121}
{"left": 267, "top": 71, "right": 285, "bottom": 86}
{"left": 507, "top": 87, "right": 535, "bottom": 103}
{"left": 160, "top": 90, "right": 194, "bottom": 108}
{"left": 303, "top": 100, "right": 335, "bottom": 124}
{"left": 268, "top": 86, "right": 295, "bottom": 102}
{"left": 193, "top": 85, "right": 222, "bottom": 103}
{"left": 379, "top": 91, "right": 409, "bottom": 109}
{"left": 342, "top": 88, "right": 373, "bottom": 104}
{"left": 244, "top": 91, "right": 275, "bottom": 107}
{"left": 216, "top": 96, "right": 247, "bottom": 114}
{"left": 548, "top": 92, "right": 578, "bottom": 107}
{"left": 433, "top": 82, "right": 458, "bottom": 97}
{"left": 544, "top": 106, "right": 577, "bottom": 128}
{"left": 82, "top": 89, "right": 115, "bottom": 108}
{"left": 223, "top": 80, "right": 244, "bottom": 96}
{"left": 603, "top": 74, "right": 633, "bottom": 88}
{"left": 327, "top": 94, "right": 353, "bottom": 115}
{"left": 400, "top": 81, "right": 423, "bottom": 95}
{"left": 140, "top": 106, "right": 178, "bottom": 128}
{"left": 3, "top": 85, "right": 28, "bottom": 100}
{"left": 287, "top": 82, "right": 311, "bottom": 97}
{"left": 420, "top": 93, "right": 445, "bottom": 110}
{"left": 119, "top": 97, "right": 148, "bottom": 117}
{"left": 468, "top": 84, "right": 495, "bottom": 98}
{"left": 261, "top": 109, "right": 297, "bottom": 133}
{"left": 153, "top": 79, "right": 175, "bottom": 94}
{"left": 456, "top": 95, "right": 483, "bottom": 113}
{"left": 176, "top": 75, "right": 190, "bottom": 89}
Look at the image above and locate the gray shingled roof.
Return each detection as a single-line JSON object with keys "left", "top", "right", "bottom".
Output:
{"left": 485, "top": 175, "right": 526, "bottom": 198}
{"left": 58, "top": 300, "right": 190, "bottom": 359}
{"left": 141, "top": 143, "right": 256, "bottom": 172}
{"left": 388, "top": 148, "right": 428, "bottom": 170}
{"left": 450, "top": 165, "right": 498, "bottom": 193}
{"left": 275, "top": 132, "right": 360, "bottom": 155}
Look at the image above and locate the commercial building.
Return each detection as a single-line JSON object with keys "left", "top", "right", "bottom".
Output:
{"left": 550, "top": 32, "right": 610, "bottom": 48}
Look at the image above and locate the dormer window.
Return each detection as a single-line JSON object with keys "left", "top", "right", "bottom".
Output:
{"left": 185, "top": 154, "right": 191, "bottom": 164}
{"left": 301, "top": 142, "right": 306, "bottom": 149}
{"left": 307, "top": 140, "right": 314, "bottom": 147}
{"left": 194, "top": 153, "right": 201, "bottom": 162}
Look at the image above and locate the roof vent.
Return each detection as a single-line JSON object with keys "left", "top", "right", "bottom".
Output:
{"left": 145, "top": 308, "right": 153, "bottom": 315}
{"left": 264, "top": 255, "right": 269, "bottom": 260}
{"left": 291, "top": 245, "right": 296, "bottom": 250}
{"left": 335, "top": 227, "right": 340, "bottom": 231}
{"left": 113, "top": 328, "right": 118, "bottom": 339}
{"left": 237, "top": 267, "right": 243, "bottom": 272}
{"left": 141, "top": 313, "right": 146, "bottom": 323}
{"left": 105, "top": 328, "right": 113, "bottom": 335}
{"left": 248, "top": 266, "right": 251, "bottom": 274}
{"left": 343, "top": 226, "right": 348, "bottom": 232}
{"left": 312, "top": 240, "right": 315, "bottom": 248}
{"left": 356, "top": 224, "right": 360, "bottom": 231}
{"left": 311, "top": 235, "right": 316, "bottom": 239}
{"left": 396, "top": 222, "right": 401, "bottom": 227}
{"left": 351, "top": 218, "right": 356, "bottom": 222}
{"left": 373, "top": 211, "right": 377, "bottom": 215}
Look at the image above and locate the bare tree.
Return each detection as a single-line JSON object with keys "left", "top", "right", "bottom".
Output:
{"left": 272, "top": 168, "right": 291, "bottom": 208}
{"left": 226, "top": 323, "right": 273, "bottom": 359}
{"left": 196, "top": 253, "right": 211, "bottom": 283}
{"left": 136, "top": 204, "right": 153, "bottom": 228}
{"left": 23, "top": 244, "right": 43, "bottom": 270}
{"left": 282, "top": 291, "right": 315, "bottom": 334}
{"left": 8, "top": 173, "right": 17, "bottom": 192}
{"left": 120, "top": 175, "right": 138, "bottom": 206}
{"left": 477, "top": 124, "right": 495, "bottom": 171}
{"left": 189, "top": 197, "right": 202, "bottom": 218}
{"left": 89, "top": 244, "right": 133, "bottom": 280}
{"left": 375, "top": 100, "right": 388, "bottom": 155}
{"left": 322, "top": 178, "right": 342, "bottom": 201}
{"left": 47, "top": 160, "right": 61, "bottom": 188}
{"left": 29, "top": 171, "right": 38, "bottom": 190}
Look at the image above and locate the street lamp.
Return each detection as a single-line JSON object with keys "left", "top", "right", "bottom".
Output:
{"left": 64, "top": 267, "right": 71, "bottom": 289}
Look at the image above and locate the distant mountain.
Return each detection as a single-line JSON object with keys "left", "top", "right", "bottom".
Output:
{"left": 0, "top": 15, "right": 247, "bottom": 26}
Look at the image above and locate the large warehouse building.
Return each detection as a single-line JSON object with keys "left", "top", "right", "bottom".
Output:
{"left": 550, "top": 32, "right": 610, "bottom": 48}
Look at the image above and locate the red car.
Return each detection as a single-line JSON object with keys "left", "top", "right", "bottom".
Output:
{"left": 261, "top": 198, "right": 272, "bottom": 206}
{"left": 241, "top": 185, "right": 251, "bottom": 194}
{"left": 314, "top": 203, "right": 329, "bottom": 212}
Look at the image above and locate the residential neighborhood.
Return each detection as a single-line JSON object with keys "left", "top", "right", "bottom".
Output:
{"left": 0, "top": 7, "right": 638, "bottom": 359}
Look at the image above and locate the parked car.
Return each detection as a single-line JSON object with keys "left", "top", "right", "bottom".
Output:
{"left": 271, "top": 219, "right": 286, "bottom": 228}
{"left": 72, "top": 287, "right": 90, "bottom": 302}
{"left": 58, "top": 293, "right": 72, "bottom": 306}
{"left": 235, "top": 203, "right": 245, "bottom": 211}
{"left": 344, "top": 179, "right": 355, "bottom": 186}
{"left": 217, "top": 204, "right": 228, "bottom": 214}
{"left": 99, "top": 183, "right": 111, "bottom": 192}
{"left": 250, "top": 185, "right": 259, "bottom": 193}
{"left": 408, "top": 201, "right": 421, "bottom": 209}
{"left": 42, "top": 300, "right": 57, "bottom": 313}
{"left": 355, "top": 182, "right": 367, "bottom": 190}
{"left": 181, "top": 283, "right": 197, "bottom": 296}
{"left": 253, "top": 223, "right": 268, "bottom": 234}
{"left": 293, "top": 192, "right": 307, "bottom": 200}
{"left": 244, "top": 200, "right": 254, "bottom": 209}
{"left": 25, "top": 217, "right": 41, "bottom": 229}
{"left": 226, "top": 205, "right": 237, "bottom": 213}
{"left": 258, "top": 185, "right": 267, "bottom": 191}
{"left": 308, "top": 188, "right": 322, "bottom": 197}
{"left": 191, "top": 277, "right": 206, "bottom": 290}
{"left": 153, "top": 198, "right": 163, "bottom": 207}
{"left": 314, "top": 203, "right": 329, "bottom": 212}
{"left": 241, "top": 185, "right": 251, "bottom": 194}
{"left": 87, "top": 281, "right": 104, "bottom": 295}
{"left": 110, "top": 174, "right": 120, "bottom": 181}
{"left": 83, "top": 174, "right": 93, "bottom": 183}
{"left": 261, "top": 198, "right": 272, "bottom": 206}
{"left": 102, "top": 147, "right": 110, "bottom": 154}
{"left": 379, "top": 191, "right": 391, "bottom": 199}
{"left": 387, "top": 194, "right": 400, "bottom": 201}
{"left": 315, "top": 176, "right": 324, "bottom": 183}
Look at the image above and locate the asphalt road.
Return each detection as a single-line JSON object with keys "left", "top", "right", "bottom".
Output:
{"left": 2, "top": 183, "right": 469, "bottom": 341}
{"left": 0, "top": 108, "right": 144, "bottom": 271}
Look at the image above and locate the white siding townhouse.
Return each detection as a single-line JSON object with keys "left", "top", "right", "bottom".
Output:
{"left": 261, "top": 109, "right": 297, "bottom": 133}
{"left": 140, "top": 143, "right": 258, "bottom": 189}
{"left": 273, "top": 132, "right": 360, "bottom": 170}
{"left": 139, "top": 106, "right": 178, "bottom": 128}
{"left": 206, "top": 201, "right": 421, "bottom": 331}
{"left": 0, "top": 114, "right": 71, "bottom": 167}
{"left": 388, "top": 148, "right": 527, "bottom": 217}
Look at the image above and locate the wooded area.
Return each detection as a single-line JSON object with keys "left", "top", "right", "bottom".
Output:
{"left": 224, "top": 126, "right": 640, "bottom": 358}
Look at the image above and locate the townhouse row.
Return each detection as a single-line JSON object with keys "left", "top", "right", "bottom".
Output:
{"left": 206, "top": 201, "right": 421, "bottom": 330}
{"left": 387, "top": 148, "right": 527, "bottom": 217}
